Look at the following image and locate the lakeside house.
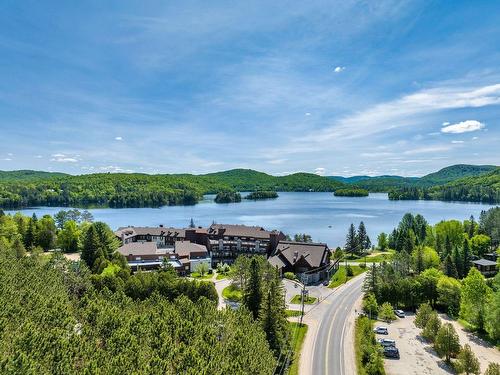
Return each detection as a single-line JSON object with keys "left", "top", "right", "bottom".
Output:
{"left": 115, "top": 224, "right": 334, "bottom": 282}
{"left": 268, "top": 241, "right": 337, "bottom": 284}
{"left": 472, "top": 258, "right": 498, "bottom": 277}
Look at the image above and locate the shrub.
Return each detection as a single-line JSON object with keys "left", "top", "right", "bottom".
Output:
{"left": 456, "top": 344, "right": 480, "bottom": 375}
{"left": 435, "top": 323, "right": 460, "bottom": 363}
{"left": 422, "top": 312, "right": 441, "bottom": 342}
{"left": 415, "top": 303, "right": 433, "bottom": 329}
{"left": 346, "top": 265, "right": 354, "bottom": 277}
{"left": 484, "top": 363, "right": 500, "bottom": 375}
{"left": 378, "top": 302, "right": 396, "bottom": 322}
{"left": 284, "top": 272, "right": 296, "bottom": 280}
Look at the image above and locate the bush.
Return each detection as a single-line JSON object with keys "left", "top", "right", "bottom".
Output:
{"left": 346, "top": 265, "right": 354, "bottom": 277}
{"left": 484, "top": 362, "right": 500, "bottom": 375}
{"left": 422, "top": 312, "right": 441, "bottom": 342}
{"left": 415, "top": 303, "right": 433, "bottom": 329}
{"left": 284, "top": 272, "right": 296, "bottom": 280}
{"left": 363, "top": 293, "right": 379, "bottom": 318}
{"left": 378, "top": 302, "right": 396, "bottom": 322}
{"left": 434, "top": 323, "right": 460, "bottom": 363}
{"left": 355, "top": 317, "right": 385, "bottom": 375}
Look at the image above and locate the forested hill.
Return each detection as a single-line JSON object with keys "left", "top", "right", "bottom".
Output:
{"left": 328, "top": 164, "right": 498, "bottom": 192}
{"left": 0, "top": 168, "right": 345, "bottom": 209}
{"left": 388, "top": 167, "right": 500, "bottom": 204}
{"left": 205, "top": 169, "right": 344, "bottom": 192}
{"left": 0, "top": 170, "right": 68, "bottom": 181}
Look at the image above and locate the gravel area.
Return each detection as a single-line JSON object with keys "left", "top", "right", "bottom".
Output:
{"left": 382, "top": 313, "right": 500, "bottom": 375}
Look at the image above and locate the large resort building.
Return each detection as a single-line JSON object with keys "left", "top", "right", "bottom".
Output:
{"left": 115, "top": 223, "right": 335, "bottom": 284}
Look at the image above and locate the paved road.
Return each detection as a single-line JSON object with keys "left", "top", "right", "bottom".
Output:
{"left": 311, "top": 275, "right": 365, "bottom": 375}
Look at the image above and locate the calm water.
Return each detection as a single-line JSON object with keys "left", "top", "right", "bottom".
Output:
{"left": 6, "top": 193, "right": 497, "bottom": 247}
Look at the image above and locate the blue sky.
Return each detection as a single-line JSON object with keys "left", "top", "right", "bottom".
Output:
{"left": 1, "top": 0, "right": 499, "bottom": 176}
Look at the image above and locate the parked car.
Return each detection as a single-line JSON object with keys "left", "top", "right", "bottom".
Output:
{"left": 373, "top": 326, "right": 388, "bottom": 335}
{"left": 394, "top": 309, "right": 405, "bottom": 318}
{"left": 383, "top": 346, "right": 400, "bottom": 359}
{"left": 377, "top": 338, "right": 396, "bottom": 347}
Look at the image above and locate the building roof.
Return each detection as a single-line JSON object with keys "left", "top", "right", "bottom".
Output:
{"left": 208, "top": 224, "right": 278, "bottom": 239}
{"left": 268, "top": 254, "right": 287, "bottom": 269}
{"left": 115, "top": 226, "right": 187, "bottom": 240}
{"left": 175, "top": 240, "right": 208, "bottom": 258}
{"left": 274, "top": 241, "right": 329, "bottom": 269}
{"left": 473, "top": 259, "right": 498, "bottom": 267}
{"left": 117, "top": 242, "right": 170, "bottom": 257}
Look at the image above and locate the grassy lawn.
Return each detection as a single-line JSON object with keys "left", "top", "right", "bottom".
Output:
{"left": 329, "top": 265, "right": 366, "bottom": 288}
{"left": 290, "top": 295, "right": 317, "bottom": 305}
{"left": 285, "top": 309, "right": 303, "bottom": 317}
{"left": 222, "top": 284, "right": 243, "bottom": 302}
{"left": 352, "top": 250, "right": 395, "bottom": 263}
{"left": 216, "top": 273, "right": 229, "bottom": 280}
{"left": 288, "top": 322, "right": 308, "bottom": 375}
{"left": 190, "top": 272, "right": 213, "bottom": 279}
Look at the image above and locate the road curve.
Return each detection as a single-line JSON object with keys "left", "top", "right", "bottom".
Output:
{"left": 311, "top": 276, "right": 365, "bottom": 375}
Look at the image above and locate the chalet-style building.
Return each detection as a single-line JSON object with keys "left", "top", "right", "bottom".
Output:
{"left": 115, "top": 227, "right": 211, "bottom": 274}
{"left": 115, "top": 224, "right": 340, "bottom": 281}
{"left": 206, "top": 224, "right": 285, "bottom": 266}
{"left": 472, "top": 258, "right": 498, "bottom": 277}
{"left": 268, "top": 241, "right": 336, "bottom": 284}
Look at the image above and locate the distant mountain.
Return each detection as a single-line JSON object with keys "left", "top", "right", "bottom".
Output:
{"left": 389, "top": 167, "right": 500, "bottom": 203}
{"left": 204, "top": 168, "right": 345, "bottom": 192}
{"left": 0, "top": 170, "right": 68, "bottom": 181}
{"left": 328, "top": 164, "right": 498, "bottom": 192}
{"left": 0, "top": 168, "right": 345, "bottom": 209}
{"left": 419, "top": 164, "right": 497, "bottom": 184}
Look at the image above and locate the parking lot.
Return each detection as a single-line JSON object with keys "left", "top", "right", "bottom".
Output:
{"left": 380, "top": 313, "right": 500, "bottom": 375}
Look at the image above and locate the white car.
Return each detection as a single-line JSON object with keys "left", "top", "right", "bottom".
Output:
{"left": 377, "top": 338, "right": 396, "bottom": 347}
{"left": 394, "top": 309, "right": 405, "bottom": 318}
{"left": 374, "top": 326, "right": 388, "bottom": 335}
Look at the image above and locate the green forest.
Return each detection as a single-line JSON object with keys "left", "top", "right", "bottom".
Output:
{"left": 334, "top": 188, "right": 369, "bottom": 197}
{"left": 0, "top": 209, "right": 295, "bottom": 374}
{"left": 0, "top": 169, "right": 344, "bottom": 209}
{"left": 355, "top": 207, "right": 500, "bottom": 374}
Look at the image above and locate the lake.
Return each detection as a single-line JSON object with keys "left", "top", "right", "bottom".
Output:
{"left": 6, "top": 193, "right": 497, "bottom": 247}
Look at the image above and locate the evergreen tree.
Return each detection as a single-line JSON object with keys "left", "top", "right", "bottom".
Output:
{"left": 453, "top": 246, "right": 464, "bottom": 279}
{"left": 243, "top": 258, "right": 262, "bottom": 320}
{"left": 189, "top": 218, "right": 195, "bottom": 228}
{"left": 414, "top": 245, "right": 425, "bottom": 274}
{"left": 415, "top": 303, "right": 433, "bottom": 329}
{"left": 12, "top": 236, "right": 26, "bottom": 259}
{"left": 434, "top": 323, "right": 460, "bottom": 363}
{"left": 259, "top": 275, "right": 290, "bottom": 358}
{"left": 462, "top": 238, "right": 471, "bottom": 277}
{"left": 35, "top": 215, "right": 57, "bottom": 250}
{"left": 345, "top": 223, "right": 358, "bottom": 255}
{"left": 456, "top": 344, "right": 480, "bottom": 375}
{"left": 422, "top": 311, "right": 441, "bottom": 342}
{"left": 484, "top": 363, "right": 500, "bottom": 375}
{"left": 444, "top": 235, "right": 452, "bottom": 258}
{"left": 24, "top": 215, "right": 36, "bottom": 250}
{"left": 441, "top": 254, "right": 458, "bottom": 278}
{"left": 81, "top": 225, "right": 101, "bottom": 269}
{"left": 468, "top": 215, "right": 476, "bottom": 239}
{"left": 357, "top": 222, "right": 369, "bottom": 251}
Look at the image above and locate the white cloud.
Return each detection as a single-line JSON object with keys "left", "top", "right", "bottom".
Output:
{"left": 115, "top": 136, "right": 123, "bottom": 141}
{"left": 441, "top": 120, "right": 485, "bottom": 134}
{"left": 267, "top": 158, "right": 287, "bottom": 165}
{"left": 403, "top": 145, "right": 452, "bottom": 155}
{"left": 451, "top": 140, "right": 464, "bottom": 144}
{"left": 34, "top": 155, "right": 43, "bottom": 159}
{"left": 98, "top": 165, "right": 135, "bottom": 173}
{"left": 50, "top": 153, "right": 79, "bottom": 163}
{"left": 334, "top": 66, "right": 345, "bottom": 73}
{"left": 472, "top": 136, "right": 478, "bottom": 140}
{"left": 442, "top": 122, "right": 450, "bottom": 126}
{"left": 2, "top": 158, "right": 12, "bottom": 161}
{"left": 314, "top": 167, "right": 326, "bottom": 175}
{"left": 305, "top": 112, "right": 311, "bottom": 116}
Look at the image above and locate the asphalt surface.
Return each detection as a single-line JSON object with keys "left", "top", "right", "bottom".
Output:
{"left": 311, "top": 276, "right": 364, "bottom": 375}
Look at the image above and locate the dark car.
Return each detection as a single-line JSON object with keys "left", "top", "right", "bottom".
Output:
{"left": 383, "top": 346, "right": 400, "bottom": 359}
